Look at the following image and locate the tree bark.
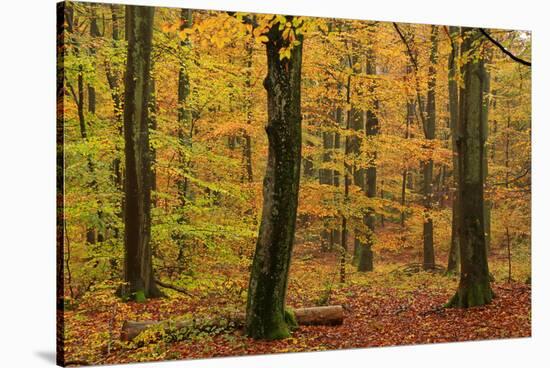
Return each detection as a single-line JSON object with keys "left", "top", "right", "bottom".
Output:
{"left": 358, "top": 32, "right": 378, "bottom": 272}
{"left": 177, "top": 8, "right": 193, "bottom": 206}
{"left": 422, "top": 25, "right": 438, "bottom": 271}
{"left": 447, "top": 28, "right": 493, "bottom": 308}
{"left": 447, "top": 26, "right": 460, "bottom": 273}
{"left": 245, "top": 20, "right": 303, "bottom": 340}
{"left": 121, "top": 4, "right": 161, "bottom": 300}
{"left": 340, "top": 59, "right": 353, "bottom": 282}
{"left": 242, "top": 32, "right": 254, "bottom": 183}
{"left": 106, "top": 4, "right": 124, "bottom": 192}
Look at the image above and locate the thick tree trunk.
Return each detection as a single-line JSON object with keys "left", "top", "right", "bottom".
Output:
{"left": 447, "top": 28, "right": 493, "bottom": 308}
{"left": 447, "top": 27, "right": 460, "bottom": 273}
{"left": 122, "top": 306, "right": 344, "bottom": 342}
{"left": 245, "top": 20, "right": 303, "bottom": 340}
{"left": 422, "top": 25, "right": 438, "bottom": 271}
{"left": 121, "top": 5, "right": 161, "bottom": 300}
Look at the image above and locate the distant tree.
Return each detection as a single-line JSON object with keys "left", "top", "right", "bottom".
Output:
{"left": 357, "top": 26, "right": 378, "bottom": 272}
{"left": 447, "top": 26, "right": 460, "bottom": 273}
{"left": 422, "top": 25, "right": 438, "bottom": 270}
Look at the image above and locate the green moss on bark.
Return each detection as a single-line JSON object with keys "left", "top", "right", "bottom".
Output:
{"left": 446, "top": 280, "right": 493, "bottom": 308}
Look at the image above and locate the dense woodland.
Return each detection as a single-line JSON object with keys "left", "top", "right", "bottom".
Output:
{"left": 57, "top": 1, "right": 531, "bottom": 365}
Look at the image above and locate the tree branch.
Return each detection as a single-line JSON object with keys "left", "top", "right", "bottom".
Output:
{"left": 479, "top": 28, "right": 531, "bottom": 67}
{"left": 155, "top": 278, "right": 194, "bottom": 296}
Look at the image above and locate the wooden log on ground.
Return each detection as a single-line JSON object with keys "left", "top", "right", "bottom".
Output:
{"left": 121, "top": 305, "right": 344, "bottom": 341}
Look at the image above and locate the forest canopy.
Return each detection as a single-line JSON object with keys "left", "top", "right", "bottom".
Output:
{"left": 57, "top": 1, "right": 531, "bottom": 365}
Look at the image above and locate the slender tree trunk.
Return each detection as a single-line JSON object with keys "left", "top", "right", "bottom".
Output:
{"left": 447, "top": 26, "right": 460, "bottom": 273}
{"left": 149, "top": 77, "right": 158, "bottom": 208}
{"left": 345, "top": 44, "right": 364, "bottom": 265}
{"left": 422, "top": 25, "right": 438, "bottom": 271}
{"left": 121, "top": 4, "right": 160, "bottom": 300}
{"left": 177, "top": 8, "right": 193, "bottom": 206}
{"left": 245, "top": 20, "right": 303, "bottom": 340}
{"left": 174, "top": 9, "right": 193, "bottom": 262}
{"left": 380, "top": 180, "right": 385, "bottom": 227}
{"left": 88, "top": 4, "right": 100, "bottom": 115}
{"left": 358, "top": 33, "right": 378, "bottom": 272}
{"left": 320, "top": 129, "right": 334, "bottom": 251}
{"left": 243, "top": 34, "right": 254, "bottom": 183}
{"left": 340, "top": 63, "right": 353, "bottom": 282}
{"left": 106, "top": 4, "right": 124, "bottom": 192}
{"left": 506, "top": 226, "right": 512, "bottom": 283}
{"left": 447, "top": 28, "right": 493, "bottom": 308}
{"left": 332, "top": 109, "right": 342, "bottom": 249}
{"left": 401, "top": 70, "right": 414, "bottom": 227}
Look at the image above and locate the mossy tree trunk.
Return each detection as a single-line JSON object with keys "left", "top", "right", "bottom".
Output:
{"left": 447, "top": 28, "right": 493, "bottom": 308}
{"left": 447, "top": 26, "right": 460, "bottom": 273}
{"left": 245, "top": 19, "right": 303, "bottom": 340}
{"left": 422, "top": 25, "right": 438, "bottom": 271}
{"left": 122, "top": 5, "right": 161, "bottom": 301}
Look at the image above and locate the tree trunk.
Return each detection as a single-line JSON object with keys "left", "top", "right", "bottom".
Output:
{"left": 320, "top": 130, "right": 334, "bottom": 251}
{"left": 122, "top": 305, "right": 344, "bottom": 342}
{"left": 447, "top": 28, "right": 493, "bottom": 308}
{"left": 401, "top": 69, "right": 414, "bottom": 227}
{"left": 358, "top": 33, "right": 378, "bottom": 272}
{"left": 245, "top": 20, "right": 303, "bottom": 340}
{"left": 422, "top": 25, "right": 438, "bottom": 271}
{"left": 177, "top": 8, "right": 193, "bottom": 206}
{"left": 482, "top": 65, "right": 491, "bottom": 254}
{"left": 243, "top": 33, "right": 254, "bottom": 183}
{"left": 447, "top": 27, "right": 460, "bottom": 273}
{"left": 506, "top": 226, "right": 512, "bottom": 283}
{"left": 149, "top": 77, "right": 158, "bottom": 207}
{"left": 106, "top": 4, "right": 124, "bottom": 193}
{"left": 121, "top": 4, "right": 160, "bottom": 300}
{"left": 340, "top": 61, "right": 353, "bottom": 282}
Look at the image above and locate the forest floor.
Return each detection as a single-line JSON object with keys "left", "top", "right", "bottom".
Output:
{"left": 62, "top": 243, "right": 531, "bottom": 366}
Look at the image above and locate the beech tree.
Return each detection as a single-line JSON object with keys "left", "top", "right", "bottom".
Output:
{"left": 447, "top": 26, "right": 460, "bottom": 273}
{"left": 447, "top": 28, "right": 493, "bottom": 307}
{"left": 121, "top": 4, "right": 161, "bottom": 300}
{"left": 357, "top": 26, "right": 378, "bottom": 272}
{"left": 245, "top": 16, "right": 304, "bottom": 340}
{"left": 422, "top": 25, "right": 438, "bottom": 270}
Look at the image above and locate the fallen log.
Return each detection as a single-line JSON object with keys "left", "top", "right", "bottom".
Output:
{"left": 121, "top": 305, "right": 344, "bottom": 341}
